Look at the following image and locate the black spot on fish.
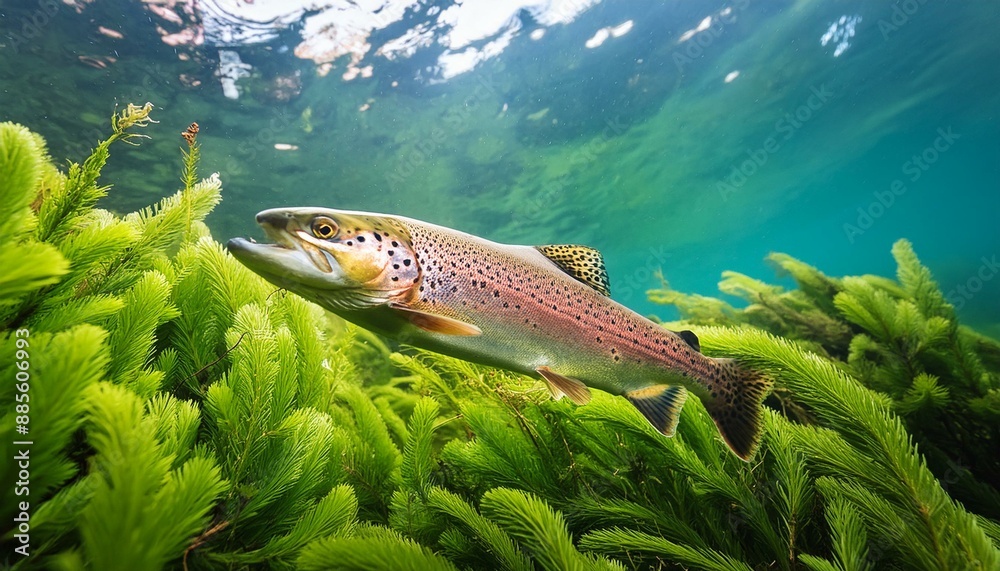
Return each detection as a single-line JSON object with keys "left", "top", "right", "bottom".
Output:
{"left": 404, "top": 259, "right": 412, "bottom": 266}
{"left": 357, "top": 236, "right": 365, "bottom": 242}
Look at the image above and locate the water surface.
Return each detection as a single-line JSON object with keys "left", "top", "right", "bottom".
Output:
{"left": 1, "top": 0, "right": 997, "bottom": 332}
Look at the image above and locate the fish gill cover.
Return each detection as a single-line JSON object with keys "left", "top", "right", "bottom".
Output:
{"left": 0, "top": 105, "right": 998, "bottom": 570}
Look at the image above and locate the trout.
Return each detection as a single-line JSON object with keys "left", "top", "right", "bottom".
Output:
{"left": 228, "top": 208, "right": 771, "bottom": 460}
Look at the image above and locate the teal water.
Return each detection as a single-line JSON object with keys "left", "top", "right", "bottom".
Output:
{"left": 1, "top": 0, "right": 998, "bottom": 333}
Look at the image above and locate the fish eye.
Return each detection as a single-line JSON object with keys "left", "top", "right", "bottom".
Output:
{"left": 311, "top": 216, "right": 338, "bottom": 239}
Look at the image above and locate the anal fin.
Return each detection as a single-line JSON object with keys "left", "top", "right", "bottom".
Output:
{"left": 536, "top": 366, "right": 592, "bottom": 405}
{"left": 389, "top": 303, "right": 482, "bottom": 336}
{"left": 626, "top": 385, "right": 688, "bottom": 437}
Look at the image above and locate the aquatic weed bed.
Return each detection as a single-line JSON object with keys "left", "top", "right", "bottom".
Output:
{"left": 1, "top": 107, "right": 998, "bottom": 570}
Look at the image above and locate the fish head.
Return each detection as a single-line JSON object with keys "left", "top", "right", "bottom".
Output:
{"left": 227, "top": 207, "right": 420, "bottom": 310}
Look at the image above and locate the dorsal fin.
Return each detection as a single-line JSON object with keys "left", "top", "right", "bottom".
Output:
{"left": 535, "top": 244, "right": 611, "bottom": 296}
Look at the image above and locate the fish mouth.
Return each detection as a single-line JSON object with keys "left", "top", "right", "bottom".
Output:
{"left": 255, "top": 210, "right": 307, "bottom": 248}
{"left": 226, "top": 211, "right": 340, "bottom": 290}
{"left": 225, "top": 237, "right": 315, "bottom": 289}
{"left": 229, "top": 209, "right": 337, "bottom": 276}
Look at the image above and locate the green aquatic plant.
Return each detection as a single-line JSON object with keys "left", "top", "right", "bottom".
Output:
{"left": 648, "top": 242, "right": 1000, "bottom": 520}
{"left": 1, "top": 108, "right": 998, "bottom": 570}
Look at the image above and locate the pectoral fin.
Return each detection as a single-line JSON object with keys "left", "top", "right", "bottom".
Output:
{"left": 536, "top": 366, "right": 592, "bottom": 405}
{"left": 389, "top": 303, "right": 482, "bottom": 336}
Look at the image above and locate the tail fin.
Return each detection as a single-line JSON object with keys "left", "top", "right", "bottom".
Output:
{"left": 626, "top": 385, "right": 688, "bottom": 437}
{"left": 704, "top": 359, "right": 772, "bottom": 461}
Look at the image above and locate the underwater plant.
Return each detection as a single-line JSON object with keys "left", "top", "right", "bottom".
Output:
{"left": 647, "top": 244, "right": 1000, "bottom": 521}
{"left": 0, "top": 106, "right": 997, "bottom": 570}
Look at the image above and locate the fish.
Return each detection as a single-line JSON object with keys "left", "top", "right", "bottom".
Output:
{"left": 227, "top": 208, "right": 772, "bottom": 460}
